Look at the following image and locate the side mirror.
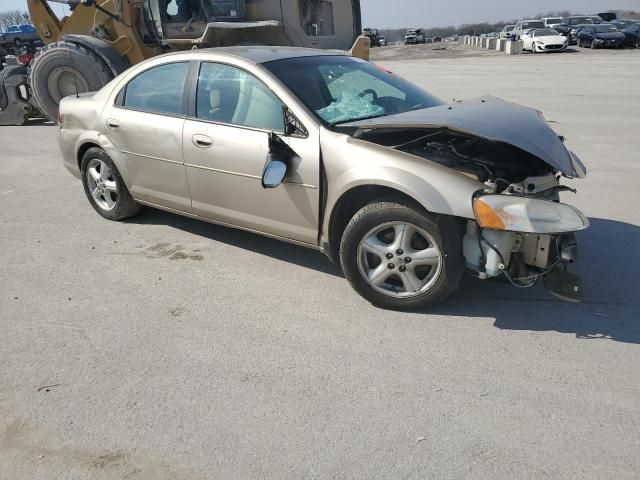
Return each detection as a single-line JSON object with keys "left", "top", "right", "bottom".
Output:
{"left": 262, "top": 158, "right": 287, "bottom": 189}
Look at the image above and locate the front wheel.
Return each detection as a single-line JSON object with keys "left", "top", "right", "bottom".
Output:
{"left": 339, "top": 198, "right": 463, "bottom": 310}
{"left": 80, "top": 148, "right": 140, "bottom": 221}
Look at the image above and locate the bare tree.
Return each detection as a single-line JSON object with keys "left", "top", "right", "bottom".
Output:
{"left": 0, "top": 10, "right": 31, "bottom": 31}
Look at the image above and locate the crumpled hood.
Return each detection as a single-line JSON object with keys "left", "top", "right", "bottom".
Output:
{"left": 340, "top": 96, "right": 583, "bottom": 177}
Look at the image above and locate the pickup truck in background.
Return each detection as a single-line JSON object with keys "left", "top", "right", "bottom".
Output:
{"left": 0, "top": 25, "right": 41, "bottom": 47}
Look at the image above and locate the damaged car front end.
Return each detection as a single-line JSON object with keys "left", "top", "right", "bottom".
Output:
{"left": 335, "top": 97, "right": 588, "bottom": 302}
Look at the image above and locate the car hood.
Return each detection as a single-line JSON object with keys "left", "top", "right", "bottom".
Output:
{"left": 339, "top": 96, "right": 583, "bottom": 178}
{"left": 538, "top": 35, "right": 567, "bottom": 43}
{"left": 595, "top": 32, "right": 625, "bottom": 39}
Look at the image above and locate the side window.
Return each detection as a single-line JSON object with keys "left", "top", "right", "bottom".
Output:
{"left": 300, "top": 0, "right": 335, "bottom": 36}
{"left": 123, "top": 62, "right": 189, "bottom": 115}
{"left": 196, "top": 62, "right": 284, "bottom": 132}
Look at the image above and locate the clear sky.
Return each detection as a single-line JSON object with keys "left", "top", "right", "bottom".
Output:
{"left": 2, "top": 0, "right": 638, "bottom": 28}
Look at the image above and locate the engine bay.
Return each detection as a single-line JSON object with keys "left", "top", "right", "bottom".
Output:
{"left": 356, "top": 128, "right": 561, "bottom": 197}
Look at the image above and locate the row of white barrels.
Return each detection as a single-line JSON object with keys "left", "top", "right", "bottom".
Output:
{"left": 462, "top": 35, "right": 523, "bottom": 54}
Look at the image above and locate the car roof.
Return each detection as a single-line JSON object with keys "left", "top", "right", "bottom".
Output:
{"left": 197, "top": 46, "right": 347, "bottom": 64}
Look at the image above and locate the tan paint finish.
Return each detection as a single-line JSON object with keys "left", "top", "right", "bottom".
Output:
{"left": 58, "top": 49, "right": 485, "bottom": 254}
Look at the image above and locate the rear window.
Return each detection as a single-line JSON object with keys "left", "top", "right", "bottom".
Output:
{"left": 299, "top": 0, "right": 335, "bottom": 36}
{"left": 534, "top": 29, "right": 560, "bottom": 36}
{"left": 595, "top": 25, "right": 618, "bottom": 33}
{"left": 523, "top": 21, "right": 545, "bottom": 29}
{"left": 568, "top": 17, "right": 590, "bottom": 25}
{"left": 123, "top": 62, "right": 189, "bottom": 115}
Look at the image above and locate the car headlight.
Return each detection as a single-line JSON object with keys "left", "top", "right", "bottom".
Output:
{"left": 473, "top": 195, "right": 589, "bottom": 234}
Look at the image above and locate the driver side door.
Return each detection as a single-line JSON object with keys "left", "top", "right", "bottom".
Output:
{"left": 182, "top": 61, "right": 321, "bottom": 245}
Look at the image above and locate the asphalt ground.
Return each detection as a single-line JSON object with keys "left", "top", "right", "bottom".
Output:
{"left": 1, "top": 47, "right": 639, "bottom": 479}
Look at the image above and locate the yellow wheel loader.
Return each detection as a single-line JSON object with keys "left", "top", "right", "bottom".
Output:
{"left": 0, "top": 0, "right": 368, "bottom": 125}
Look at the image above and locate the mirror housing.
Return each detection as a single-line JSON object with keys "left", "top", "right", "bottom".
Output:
{"left": 262, "top": 132, "right": 292, "bottom": 189}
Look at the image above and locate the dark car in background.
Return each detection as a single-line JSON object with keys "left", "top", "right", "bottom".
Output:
{"left": 620, "top": 24, "right": 640, "bottom": 47}
{"left": 569, "top": 24, "right": 595, "bottom": 44}
{"left": 556, "top": 16, "right": 595, "bottom": 41}
{"left": 0, "top": 24, "right": 40, "bottom": 47}
{"left": 577, "top": 24, "right": 626, "bottom": 48}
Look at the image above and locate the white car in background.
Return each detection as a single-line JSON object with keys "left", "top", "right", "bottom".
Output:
{"left": 500, "top": 25, "right": 515, "bottom": 38}
{"left": 522, "top": 28, "right": 569, "bottom": 53}
{"left": 513, "top": 19, "right": 545, "bottom": 39}
{"left": 543, "top": 17, "right": 563, "bottom": 28}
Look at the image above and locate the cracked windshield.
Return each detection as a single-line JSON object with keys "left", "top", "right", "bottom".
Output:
{"left": 265, "top": 56, "right": 443, "bottom": 125}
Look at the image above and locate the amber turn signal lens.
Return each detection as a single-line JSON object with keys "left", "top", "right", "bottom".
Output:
{"left": 473, "top": 198, "right": 506, "bottom": 230}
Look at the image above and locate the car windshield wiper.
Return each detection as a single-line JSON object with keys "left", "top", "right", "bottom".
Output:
{"left": 332, "top": 113, "right": 388, "bottom": 126}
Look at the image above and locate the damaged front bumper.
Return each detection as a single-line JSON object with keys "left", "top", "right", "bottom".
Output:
{"left": 464, "top": 195, "right": 589, "bottom": 302}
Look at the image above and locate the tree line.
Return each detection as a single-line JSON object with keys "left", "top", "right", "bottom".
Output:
{"left": 0, "top": 10, "right": 31, "bottom": 32}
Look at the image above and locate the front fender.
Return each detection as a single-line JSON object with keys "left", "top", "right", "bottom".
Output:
{"left": 320, "top": 128, "right": 483, "bottom": 238}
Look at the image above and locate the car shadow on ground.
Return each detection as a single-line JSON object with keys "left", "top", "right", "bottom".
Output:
{"left": 434, "top": 218, "right": 640, "bottom": 344}
{"left": 129, "top": 208, "right": 344, "bottom": 277}
{"left": 132, "top": 211, "right": 639, "bottom": 344}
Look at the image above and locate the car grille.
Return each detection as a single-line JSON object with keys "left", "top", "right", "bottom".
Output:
{"left": 545, "top": 44, "right": 564, "bottom": 50}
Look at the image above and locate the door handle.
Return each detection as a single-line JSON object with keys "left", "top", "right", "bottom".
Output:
{"left": 192, "top": 134, "right": 213, "bottom": 148}
{"left": 106, "top": 118, "right": 120, "bottom": 130}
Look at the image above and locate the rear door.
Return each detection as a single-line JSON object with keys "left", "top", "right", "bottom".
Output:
{"left": 182, "top": 61, "right": 320, "bottom": 245}
{"left": 102, "top": 61, "right": 192, "bottom": 212}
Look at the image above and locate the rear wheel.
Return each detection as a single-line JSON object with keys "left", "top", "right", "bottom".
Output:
{"left": 339, "top": 198, "right": 463, "bottom": 310}
{"left": 28, "top": 40, "right": 116, "bottom": 122}
{"left": 0, "top": 65, "right": 37, "bottom": 125}
{"left": 80, "top": 148, "right": 140, "bottom": 221}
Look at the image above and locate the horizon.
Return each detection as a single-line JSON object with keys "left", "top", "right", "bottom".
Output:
{"left": 0, "top": 0, "right": 637, "bottom": 29}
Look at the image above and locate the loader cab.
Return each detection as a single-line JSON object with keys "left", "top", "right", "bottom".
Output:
{"left": 143, "top": 0, "right": 362, "bottom": 50}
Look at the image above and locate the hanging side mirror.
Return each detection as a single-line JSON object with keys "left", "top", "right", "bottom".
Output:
{"left": 262, "top": 132, "right": 291, "bottom": 189}
{"left": 262, "top": 159, "right": 287, "bottom": 189}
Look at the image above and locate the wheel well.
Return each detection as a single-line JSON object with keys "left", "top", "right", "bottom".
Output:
{"left": 327, "top": 185, "right": 419, "bottom": 262}
{"left": 77, "top": 142, "right": 101, "bottom": 169}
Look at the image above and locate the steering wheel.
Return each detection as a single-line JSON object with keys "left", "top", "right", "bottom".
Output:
{"left": 359, "top": 89, "right": 378, "bottom": 101}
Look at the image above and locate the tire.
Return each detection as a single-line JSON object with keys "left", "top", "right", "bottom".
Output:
{"left": 28, "top": 40, "right": 115, "bottom": 122}
{"left": 0, "top": 65, "right": 36, "bottom": 126}
{"left": 339, "top": 197, "right": 464, "bottom": 311}
{"left": 80, "top": 148, "right": 140, "bottom": 221}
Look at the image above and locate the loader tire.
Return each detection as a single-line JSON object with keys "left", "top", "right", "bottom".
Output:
{"left": 28, "top": 40, "right": 115, "bottom": 122}
{"left": 0, "top": 65, "right": 35, "bottom": 126}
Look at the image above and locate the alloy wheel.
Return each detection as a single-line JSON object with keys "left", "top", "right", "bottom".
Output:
{"left": 86, "top": 158, "right": 117, "bottom": 211}
{"left": 357, "top": 222, "right": 443, "bottom": 298}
